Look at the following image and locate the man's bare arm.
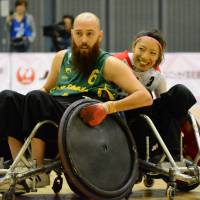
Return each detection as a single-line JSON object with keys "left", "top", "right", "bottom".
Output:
{"left": 41, "top": 50, "right": 65, "bottom": 93}
{"left": 103, "top": 56, "right": 153, "bottom": 112}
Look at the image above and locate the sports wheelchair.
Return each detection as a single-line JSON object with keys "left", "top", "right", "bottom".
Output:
{"left": 0, "top": 99, "right": 199, "bottom": 200}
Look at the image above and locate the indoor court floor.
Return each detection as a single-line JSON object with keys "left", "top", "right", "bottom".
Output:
{"left": 0, "top": 104, "right": 200, "bottom": 200}
{"left": 1, "top": 172, "right": 200, "bottom": 200}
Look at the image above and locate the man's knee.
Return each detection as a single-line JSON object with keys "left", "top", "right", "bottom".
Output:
{"left": 0, "top": 90, "right": 18, "bottom": 100}
{"left": 26, "top": 90, "right": 50, "bottom": 105}
{"left": 26, "top": 90, "right": 47, "bottom": 99}
{"left": 0, "top": 90, "right": 23, "bottom": 107}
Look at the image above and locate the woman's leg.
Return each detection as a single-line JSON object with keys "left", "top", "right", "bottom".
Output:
{"left": 152, "top": 84, "right": 197, "bottom": 156}
{"left": 156, "top": 84, "right": 196, "bottom": 120}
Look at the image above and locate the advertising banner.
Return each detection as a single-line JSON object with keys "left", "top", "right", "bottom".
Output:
{"left": 0, "top": 52, "right": 200, "bottom": 105}
{"left": 161, "top": 53, "right": 200, "bottom": 104}
{"left": 10, "top": 53, "right": 55, "bottom": 94}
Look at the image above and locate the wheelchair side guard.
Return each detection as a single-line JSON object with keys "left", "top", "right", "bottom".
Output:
{"left": 58, "top": 98, "right": 138, "bottom": 200}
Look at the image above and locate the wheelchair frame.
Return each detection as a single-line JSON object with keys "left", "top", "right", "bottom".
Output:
{"left": 0, "top": 112, "right": 200, "bottom": 200}
{"left": 0, "top": 120, "right": 62, "bottom": 200}
{"left": 137, "top": 112, "right": 200, "bottom": 200}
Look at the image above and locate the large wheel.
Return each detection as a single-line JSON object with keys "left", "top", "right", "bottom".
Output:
{"left": 58, "top": 99, "right": 138, "bottom": 200}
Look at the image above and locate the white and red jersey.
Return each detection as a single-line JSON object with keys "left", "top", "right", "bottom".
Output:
{"left": 113, "top": 50, "right": 166, "bottom": 97}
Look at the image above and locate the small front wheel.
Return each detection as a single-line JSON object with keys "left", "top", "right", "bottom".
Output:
{"left": 166, "top": 185, "right": 176, "bottom": 200}
{"left": 143, "top": 175, "right": 154, "bottom": 188}
{"left": 2, "top": 190, "right": 16, "bottom": 200}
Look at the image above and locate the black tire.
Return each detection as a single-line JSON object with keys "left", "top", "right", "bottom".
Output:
{"left": 58, "top": 98, "right": 139, "bottom": 200}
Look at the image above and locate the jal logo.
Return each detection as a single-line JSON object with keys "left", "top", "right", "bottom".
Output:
{"left": 16, "top": 66, "right": 35, "bottom": 84}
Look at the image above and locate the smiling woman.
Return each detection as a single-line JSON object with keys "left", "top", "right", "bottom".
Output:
{"left": 114, "top": 30, "right": 166, "bottom": 97}
{"left": 133, "top": 37, "right": 161, "bottom": 71}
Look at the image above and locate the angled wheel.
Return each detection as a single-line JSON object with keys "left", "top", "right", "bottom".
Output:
{"left": 58, "top": 99, "right": 138, "bottom": 200}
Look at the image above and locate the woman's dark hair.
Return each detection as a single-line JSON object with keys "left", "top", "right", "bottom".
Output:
{"left": 15, "top": 0, "right": 28, "bottom": 8}
{"left": 133, "top": 29, "right": 166, "bottom": 67}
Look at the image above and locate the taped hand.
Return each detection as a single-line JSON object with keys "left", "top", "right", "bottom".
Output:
{"left": 80, "top": 103, "right": 107, "bottom": 126}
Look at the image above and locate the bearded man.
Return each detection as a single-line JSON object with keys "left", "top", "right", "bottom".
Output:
{"left": 0, "top": 12, "right": 152, "bottom": 191}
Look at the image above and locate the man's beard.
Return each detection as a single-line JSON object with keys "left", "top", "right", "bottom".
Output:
{"left": 72, "top": 40, "right": 100, "bottom": 78}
